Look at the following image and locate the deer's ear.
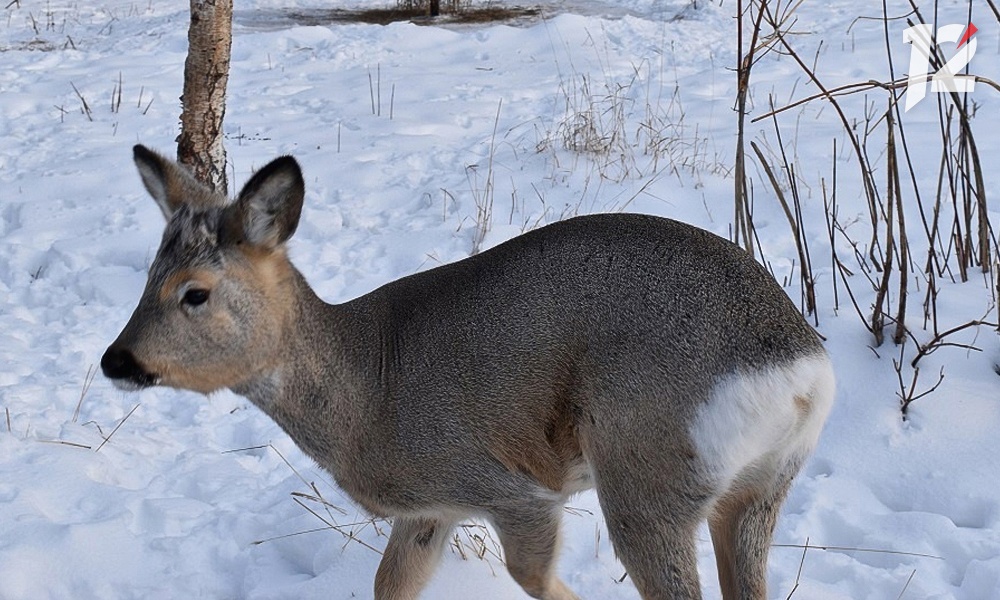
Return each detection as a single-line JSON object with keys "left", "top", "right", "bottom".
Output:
{"left": 133, "top": 145, "right": 223, "bottom": 220}
{"left": 235, "top": 155, "right": 304, "bottom": 248}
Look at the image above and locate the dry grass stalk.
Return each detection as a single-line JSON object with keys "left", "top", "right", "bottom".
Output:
{"left": 771, "top": 541, "right": 943, "bottom": 560}
{"left": 470, "top": 98, "right": 501, "bottom": 255}
{"left": 70, "top": 82, "right": 92, "bottom": 121}
{"left": 94, "top": 402, "right": 140, "bottom": 452}
{"left": 750, "top": 140, "right": 815, "bottom": 318}
{"left": 72, "top": 364, "right": 96, "bottom": 423}
{"left": 783, "top": 536, "right": 809, "bottom": 599}
{"left": 895, "top": 570, "right": 918, "bottom": 600}
{"left": 38, "top": 439, "right": 92, "bottom": 450}
{"left": 111, "top": 71, "right": 122, "bottom": 114}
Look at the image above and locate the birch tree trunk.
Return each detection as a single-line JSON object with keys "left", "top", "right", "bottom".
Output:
{"left": 177, "top": 0, "right": 232, "bottom": 194}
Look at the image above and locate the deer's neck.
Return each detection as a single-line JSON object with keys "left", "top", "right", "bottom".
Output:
{"left": 230, "top": 269, "right": 383, "bottom": 488}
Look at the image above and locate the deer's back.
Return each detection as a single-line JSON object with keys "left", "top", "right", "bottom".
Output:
{"left": 355, "top": 213, "right": 819, "bottom": 381}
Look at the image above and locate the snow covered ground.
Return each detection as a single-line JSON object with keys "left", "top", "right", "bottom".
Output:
{"left": 1, "top": 0, "right": 999, "bottom": 598}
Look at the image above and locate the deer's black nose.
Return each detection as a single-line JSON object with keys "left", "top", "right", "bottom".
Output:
{"left": 101, "top": 347, "right": 155, "bottom": 388}
{"left": 101, "top": 346, "right": 138, "bottom": 380}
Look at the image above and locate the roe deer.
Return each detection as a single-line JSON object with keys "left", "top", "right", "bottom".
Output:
{"left": 102, "top": 145, "right": 834, "bottom": 600}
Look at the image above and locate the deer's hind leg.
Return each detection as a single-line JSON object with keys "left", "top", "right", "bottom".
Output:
{"left": 707, "top": 360, "right": 835, "bottom": 600}
{"left": 708, "top": 455, "right": 801, "bottom": 600}
{"left": 584, "top": 423, "right": 712, "bottom": 600}
{"left": 592, "top": 466, "right": 709, "bottom": 600}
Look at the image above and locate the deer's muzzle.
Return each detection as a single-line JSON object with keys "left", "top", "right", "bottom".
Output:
{"left": 101, "top": 346, "right": 159, "bottom": 390}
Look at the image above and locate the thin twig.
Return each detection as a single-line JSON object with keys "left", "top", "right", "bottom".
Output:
{"left": 910, "top": 319, "right": 997, "bottom": 367}
{"left": 754, "top": 74, "right": 1000, "bottom": 124}
{"left": 94, "top": 403, "right": 140, "bottom": 452}
{"left": 73, "top": 365, "right": 96, "bottom": 423}
{"left": 70, "top": 82, "right": 93, "bottom": 121}
{"left": 772, "top": 542, "right": 944, "bottom": 560}
{"left": 733, "top": 0, "right": 772, "bottom": 254}
{"left": 251, "top": 526, "right": 339, "bottom": 546}
{"left": 895, "top": 569, "right": 917, "bottom": 600}
{"left": 750, "top": 140, "right": 814, "bottom": 317}
{"left": 112, "top": 71, "right": 122, "bottom": 113}
{"left": 292, "top": 488, "right": 348, "bottom": 516}
{"left": 220, "top": 444, "right": 269, "bottom": 454}
{"left": 266, "top": 443, "right": 312, "bottom": 488}
{"left": 888, "top": 101, "right": 909, "bottom": 346}
{"left": 471, "top": 98, "right": 502, "bottom": 255}
{"left": 985, "top": 0, "right": 1000, "bottom": 21}
{"left": 39, "top": 439, "right": 93, "bottom": 450}
{"left": 895, "top": 358, "right": 946, "bottom": 419}
{"left": 785, "top": 536, "right": 809, "bottom": 599}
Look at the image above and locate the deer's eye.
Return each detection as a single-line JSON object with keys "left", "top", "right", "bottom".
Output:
{"left": 183, "top": 288, "right": 210, "bottom": 307}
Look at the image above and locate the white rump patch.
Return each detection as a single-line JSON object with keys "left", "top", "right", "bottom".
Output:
{"left": 689, "top": 354, "right": 835, "bottom": 487}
